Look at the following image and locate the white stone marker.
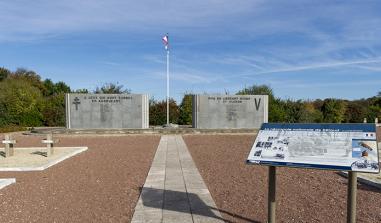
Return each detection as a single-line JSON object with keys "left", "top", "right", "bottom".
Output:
{"left": 42, "top": 133, "right": 55, "bottom": 157}
{"left": 2, "top": 134, "right": 16, "bottom": 157}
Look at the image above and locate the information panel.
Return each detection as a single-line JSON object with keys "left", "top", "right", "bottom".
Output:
{"left": 247, "top": 123, "right": 380, "bottom": 173}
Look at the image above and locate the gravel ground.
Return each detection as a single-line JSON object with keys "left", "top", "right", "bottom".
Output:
{"left": 0, "top": 134, "right": 160, "bottom": 223}
{"left": 184, "top": 134, "right": 381, "bottom": 223}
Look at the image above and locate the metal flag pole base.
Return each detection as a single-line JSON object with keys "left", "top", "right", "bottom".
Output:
{"left": 268, "top": 166, "right": 276, "bottom": 223}
{"left": 347, "top": 171, "right": 357, "bottom": 223}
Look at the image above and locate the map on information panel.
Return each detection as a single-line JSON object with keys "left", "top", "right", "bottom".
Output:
{"left": 247, "top": 123, "right": 380, "bottom": 173}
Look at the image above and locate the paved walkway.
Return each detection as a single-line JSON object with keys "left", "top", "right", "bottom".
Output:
{"left": 131, "top": 135, "right": 224, "bottom": 223}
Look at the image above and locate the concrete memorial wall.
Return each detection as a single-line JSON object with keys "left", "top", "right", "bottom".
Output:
{"left": 65, "top": 94, "right": 149, "bottom": 129}
{"left": 192, "top": 95, "right": 268, "bottom": 129}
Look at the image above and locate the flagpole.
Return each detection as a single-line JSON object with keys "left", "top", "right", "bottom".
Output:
{"left": 166, "top": 49, "right": 169, "bottom": 126}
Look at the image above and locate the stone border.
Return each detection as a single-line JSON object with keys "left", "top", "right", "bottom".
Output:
{"left": 0, "top": 147, "right": 88, "bottom": 171}
{"left": 0, "top": 178, "right": 16, "bottom": 189}
{"left": 27, "top": 127, "right": 259, "bottom": 135}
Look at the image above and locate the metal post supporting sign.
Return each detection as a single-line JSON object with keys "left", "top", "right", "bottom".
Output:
{"left": 347, "top": 171, "right": 357, "bottom": 223}
{"left": 247, "top": 123, "right": 379, "bottom": 222}
{"left": 268, "top": 166, "right": 276, "bottom": 223}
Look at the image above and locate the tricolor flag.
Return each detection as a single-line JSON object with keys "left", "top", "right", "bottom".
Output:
{"left": 162, "top": 34, "right": 169, "bottom": 51}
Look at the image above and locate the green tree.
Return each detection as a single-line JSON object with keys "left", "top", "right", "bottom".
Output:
{"left": 366, "top": 105, "right": 381, "bottom": 122}
{"left": 95, "top": 83, "right": 130, "bottom": 94}
{"left": 54, "top": 81, "right": 71, "bottom": 94}
{"left": 149, "top": 98, "right": 180, "bottom": 125}
{"left": 0, "top": 78, "right": 44, "bottom": 127}
{"left": 237, "top": 84, "right": 285, "bottom": 122}
{"left": 344, "top": 100, "right": 368, "bottom": 123}
{"left": 302, "top": 101, "right": 323, "bottom": 123}
{"left": 283, "top": 100, "right": 304, "bottom": 123}
{"left": 269, "top": 98, "right": 287, "bottom": 122}
{"left": 178, "top": 94, "right": 193, "bottom": 125}
{"left": 10, "top": 68, "right": 47, "bottom": 94}
{"left": 365, "top": 94, "right": 381, "bottom": 122}
{"left": 322, "top": 99, "right": 347, "bottom": 123}
{"left": 42, "top": 93, "right": 66, "bottom": 126}
{"left": 43, "top": 79, "right": 55, "bottom": 96}
{"left": 0, "top": 67, "right": 11, "bottom": 81}
{"left": 237, "top": 84, "right": 274, "bottom": 96}
{"left": 74, "top": 88, "right": 89, "bottom": 93}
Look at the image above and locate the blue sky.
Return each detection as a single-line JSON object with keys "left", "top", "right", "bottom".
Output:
{"left": 1, "top": 0, "right": 381, "bottom": 102}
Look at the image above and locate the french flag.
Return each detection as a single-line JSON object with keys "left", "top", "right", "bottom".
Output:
{"left": 162, "top": 34, "right": 169, "bottom": 50}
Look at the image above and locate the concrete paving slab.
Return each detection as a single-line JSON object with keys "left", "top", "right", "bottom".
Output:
{"left": 0, "top": 147, "right": 88, "bottom": 171}
{"left": 0, "top": 178, "right": 16, "bottom": 190}
{"left": 132, "top": 135, "right": 224, "bottom": 223}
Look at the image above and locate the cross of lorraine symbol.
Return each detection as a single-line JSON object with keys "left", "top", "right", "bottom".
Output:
{"left": 73, "top": 97, "right": 81, "bottom": 111}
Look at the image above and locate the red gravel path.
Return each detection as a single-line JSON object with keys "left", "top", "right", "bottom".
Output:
{"left": 0, "top": 134, "right": 160, "bottom": 223}
{"left": 184, "top": 134, "right": 381, "bottom": 223}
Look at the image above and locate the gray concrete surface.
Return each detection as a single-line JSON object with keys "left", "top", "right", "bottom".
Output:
{"left": 31, "top": 127, "right": 259, "bottom": 135}
{"left": 193, "top": 95, "right": 268, "bottom": 129}
{"left": 0, "top": 178, "right": 16, "bottom": 190}
{"left": 0, "top": 147, "right": 88, "bottom": 171}
{"left": 131, "top": 135, "right": 224, "bottom": 223}
{"left": 66, "top": 94, "right": 149, "bottom": 129}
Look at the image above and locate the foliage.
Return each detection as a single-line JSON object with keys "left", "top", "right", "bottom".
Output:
{"left": 237, "top": 85, "right": 354, "bottom": 123}
{"left": 178, "top": 94, "right": 193, "bottom": 125}
{"left": 237, "top": 84, "right": 286, "bottom": 122}
{"left": 321, "top": 99, "right": 347, "bottom": 123}
{"left": 0, "top": 65, "right": 380, "bottom": 130}
{"left": 0, "top": 78, "right": 44, "bottom": 127}
{"left": 237, "top": 84, "right": 274, "bottom": 97}
{"left": 149, "top": 98, "right": 180, "bottom": 125}
{"left": 74, "top": 88, "right": 89, "bottom": 93}
{"left": 95, "top": 83, "right": 130, "bottom": 94}
{"left": 10, "top": 68, "right": 46, "bottom": 93}
{"left": 43, "top": 79, "right": 70, "bottom": 96}
{"left": 0, "top": 68, "right": 71, "bottom": 128}
{"left": 343, "top": 100, "right": 369, "bottom": 123}
{"left": 43, "top": 79, "right": 55, "bottom": 96}
{"left": 268, "top": 98, "right": 287, "bottom": 122}
{"left": 366, "top": 97, "right": 381, "bottom": 122}
{"left": 0, "top": 67, "right": 11, "bottom": 81}
{"left": 42, "top": 93, "right": 66, "bottom": 126}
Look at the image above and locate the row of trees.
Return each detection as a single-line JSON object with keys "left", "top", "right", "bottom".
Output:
{"left": 0, "top": 67, "right": 70, "bottom": 127}
{"left": 0, "top": 67, "right": 131, "bottom": 127}
{"left": 237, "top": 85, "right": 381, "bottom": 123}
{"left": 0, "top": 67, "right": 380, "bottom": 128}
{"left": 149, "top": 95, "right": 192, "bottom": 126}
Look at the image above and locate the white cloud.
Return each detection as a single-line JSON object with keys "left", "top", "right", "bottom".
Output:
{"left": 0, "top": 0, "right": 262, "bottom": 41}
{"left": 1, "top": 0, "right": 381, "bottom": 101}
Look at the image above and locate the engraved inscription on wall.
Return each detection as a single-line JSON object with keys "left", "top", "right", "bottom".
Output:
{"left": 207, "top": 96, "right": 262, "bottom": 121}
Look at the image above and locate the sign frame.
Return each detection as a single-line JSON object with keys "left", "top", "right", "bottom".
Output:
{"left": 247, "top": 123, "right": 380, "bottom": 173}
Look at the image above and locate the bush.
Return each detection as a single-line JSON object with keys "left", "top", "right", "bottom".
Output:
{"left": 0, "top": 78, "right": 44, "bottom": 127}
{"left": 322, "top": 99, "right": 347, "bottom": 123}
{"left": 178, "top": 94, "right": 193, "bottom": 125}
{"left": 149, "top": 98, "right": 180, "bottom": 125}
{"left": 42, "top": 93, "right": 66, "bottom": 126}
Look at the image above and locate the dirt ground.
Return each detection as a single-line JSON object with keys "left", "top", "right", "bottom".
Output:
{"left": 0, "top": 134, "right": 160, "bottom": 223}
{"left": 184, "top": 134, "right": 381, "bottom": 223}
